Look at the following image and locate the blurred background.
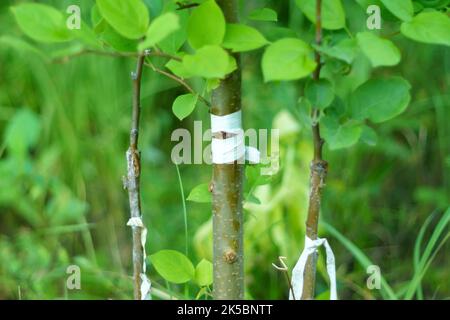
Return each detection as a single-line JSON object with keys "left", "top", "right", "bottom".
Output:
{"left": 0, "top": 0, "right": 448, "bottom": 299}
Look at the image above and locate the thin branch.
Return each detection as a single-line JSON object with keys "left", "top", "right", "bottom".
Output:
{"left": 301, "top": 0, "right": 329, "bottom": 300}
{"left": 125, "top": 54, "right": 146, "bottom": 300}
{"left": 53, "top": 48, "right": 182, "bottom": 64}
{"left": 176, "top": 1, "right": 200, "bottom": 10}
{"left": 144, "top": 61, "right": 211, "bottom": 108}
{"left": 52, "top": 46, "right": 210, "bottom": 108}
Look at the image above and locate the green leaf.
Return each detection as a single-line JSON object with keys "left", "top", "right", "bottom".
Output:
{"left": 11, "top": 3, "right": 72, "bottom": 43}
{"left": 297, "top": 97, "right": 313, "bottom": 128}
{"left": 262, "top": 38, "right": 316, "bottom": 82}
{"left": 166, "top": 58, "right": 194, "bottom": 79}
{"left": 183, "top": 45, "right": 231, "bottom": 79}
{"left": 400, "top": 11, "right": 450, "bottom": 46}
{"left": 5, "top": 109, "right": 41, "bottom": 156}
{"left": 158, "top": 9, "right": 189, "bottom": 55}
{"left": 71, "top": 21, "right": 101, "bottom": 48}
{"left": 172, "top": 93, "right": 199, "bottom": 121}
{"left": 187, "top": 0, "right": 225, "bottom": 49}
{"left": 356, "top": 32, "right": 401, "bottom": 67}
{"left": 194, "top": 259, "right": 213, "bottom": 287}
{"left": 96, "top": 0, "right": 149, "bottom": 39}
{"left": 380, "top": 0, "right": 413, "bottom": 22}
{"left": 149, "top": 250, "right": 195, "bottom": 284}
{"left": 138, "top": 12, "right": 180, "bottom": 50}
{"left": 223, "top": 24, "right": 269, "bottom": 52}
{"left": 102, "top": 25, "right": 138, "bottom": 52}
{"left": 360, "top": 125, "right": 378, "bottom": 146}
{"left": 321, "top": 117, "right": 362, "bottom": 150}
{"left": 349, "top": 77, "right": 411, "bottom": 123}
{"left": 295, "top": 0, "right": 346, "bottom": 30}
{"left": 305, "top": 79, "right": 334, "bottom": 110}
{"left": 187, "top": 183, "right": 211, "bottom": 203}
{"left": 314, "top": 38, "right": 358, "bottom": 64}
{"left": 248, "top": 8, "right": 278, "bottom": 22}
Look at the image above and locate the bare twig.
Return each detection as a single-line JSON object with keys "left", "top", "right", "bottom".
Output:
{"left": 124, "top": 54, "right": 146, "bottom": 300}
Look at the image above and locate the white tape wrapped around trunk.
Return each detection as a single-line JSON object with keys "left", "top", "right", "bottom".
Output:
{"left": 127, "top": 217, "right": 151, "bottom": 300}
{"left": 210, "top": 110, "right": 260, "bottom": 164}
{"left": 290, "top": 236, "right": 337, "bottom": 300}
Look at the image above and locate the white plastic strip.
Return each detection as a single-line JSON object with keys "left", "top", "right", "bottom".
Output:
{"left": 127, "top": 217, "right": 151, "bottom": 300}
{"left": 210, "top": 110, "right": 260, "bottom": 164}
{"left": 290, "top": 236, "right": 337, "bottom": 300}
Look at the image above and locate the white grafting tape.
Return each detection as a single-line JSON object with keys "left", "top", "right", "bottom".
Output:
{"left": 210, "top": 110, "right": 260, "bottom": 164}
{"left": 289, "top": 235, "right": 337, "bottom": 300}
{"left": 127, "top": 217, "right": 151, "bottom": 300}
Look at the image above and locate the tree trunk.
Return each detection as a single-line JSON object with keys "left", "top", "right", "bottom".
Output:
{"left": 211, "top": 0, "right": 244, "bottom": 300}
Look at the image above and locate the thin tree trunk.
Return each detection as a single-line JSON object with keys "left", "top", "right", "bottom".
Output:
{"left": 301, "top": 0, "right": 328, "bottom": 300}
{"left": 125, "top": 55, "right": 146, "bottom": 300}
{"left": 211, "top": 0, "right": 244, "bottom": 300}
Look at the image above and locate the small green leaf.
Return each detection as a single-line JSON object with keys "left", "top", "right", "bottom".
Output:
{"left": 305, "top": 79, "right": 334, "bottom": 110}
{"left": 400, "top": 11, "right": 450, "bottom": 46}
{"left": 97, "top": 0, "right": 149, "bottom": 39}
{"left": 149, "top": 250, "right": 195, "bottom": 284}
{"left": 246, "top": 193, "right": 261, "bottom": 205}
{"left": 248, "top": 8, "right": 278, "bottom": 22}
{"left": 314, "top": 38, "right": 358, "bottom": 64}
{"left": 297, "top": 97, "right": 313, "bottom": 128}
{"left": 166, "top": 58, "right": 194, "bottom": 79}
{"left": 187, "top": 0, "right": 225, "bottom": 49}
{"left": 262, "top": 38, "right": 316, "bottom": 82}
{"left": 223, "top": 24, "right": 269, "bottom": 52}
{"left": 102, "top": 25, "right": 138, "bottom": 52}
{"left": 349, "top": 77, "right": 411, "bottom": 123}
{"left": 158, "top": 10, "right": 189, "bottom": 55}
{"left": 380, "top": 0, "right": 413, "bottom": 22}
{"left": 172, "top": 93, "right": 198, "bottom": 121}
{"left": 70, "top": 21, "right": 100, "bottom": 48}
{"left": 360, "top": 125, "right": 378, "bottom": 146}
{"left": 138, "top": 12, "right": 180, "bottom": 50}
{"left": 11, "top": 3, "right": 72, "bottom": 43}
{"left": 5, "top": 109, "right": 42, "bottom": 156}
{"left": 195, "top": 259, "right": 213, "bottom": 287}
{"left": 183, "top": 45, "right": 230, "bottom": 79}
{"left": 357, "top": 32, "right": 401, "bottom": 67}
{"left": 187, "top": 183, "right": 211, "bottom": 203}
{"left": 296, "top": 0, "right": 346, "bottom": 30}
{"left": 321, "top": 117, "right": 362, "bottom": 150}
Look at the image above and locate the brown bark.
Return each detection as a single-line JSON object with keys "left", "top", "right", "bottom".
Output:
{"left": 125, "top": 55, "right": 145, "bottom": 300}
{"left": 211, "top": 0, "right": 244, "bottom": 300}
{"left": 301, "top": 0, "right": 328, "bottom": 300}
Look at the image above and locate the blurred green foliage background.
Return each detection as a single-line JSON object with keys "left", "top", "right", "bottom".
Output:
{"left": 0, "top": 0, "right": 449, "bottom": 299}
